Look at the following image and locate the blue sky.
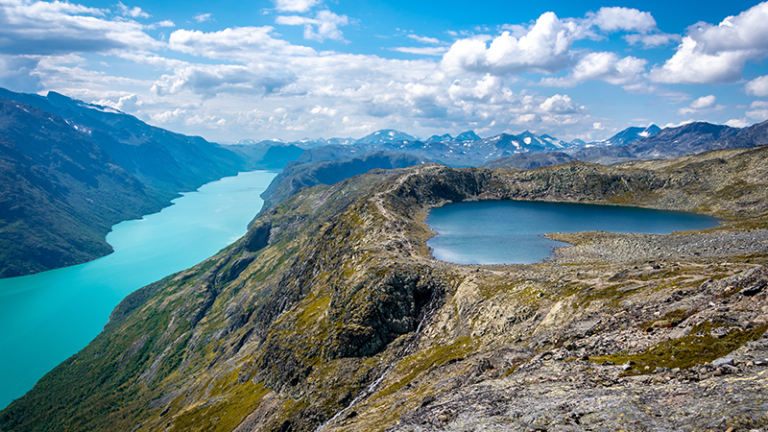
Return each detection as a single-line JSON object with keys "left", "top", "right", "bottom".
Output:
{"left": 1, "top": 0, "right": 767, "bottom": 143}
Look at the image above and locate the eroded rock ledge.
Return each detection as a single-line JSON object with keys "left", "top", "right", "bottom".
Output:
{"left": 2, "top": 145, "right": 768, "bottom": 432}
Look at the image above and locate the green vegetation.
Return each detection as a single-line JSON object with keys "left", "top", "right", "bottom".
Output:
{"left": 375, "top": 337, "right": 475, "bottom": 399}
{"left": 165, "top": 378, "right": 270, "bottom": 432}
{"left": 592, "top": 322, "right": 768, "bottom": 375}
{"left": 638, "top": 309, "right": 698, "bottom": 331}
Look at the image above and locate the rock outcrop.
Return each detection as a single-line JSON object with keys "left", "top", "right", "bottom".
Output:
{"left": 2, "top": 145, "right": 768, "bottom": 432}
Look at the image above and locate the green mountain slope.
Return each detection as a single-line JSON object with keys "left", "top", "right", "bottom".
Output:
{"left": 2, "top": 146, "right": 768, "bottom": 431}
{"left": 0, "top": 98, "right": 164, "bottom": 277}
{"left": 0, "top": 88, "right": 245, "bottom": 194}
{"left": 0, "top": 88, "right": 266, "bottom": 277}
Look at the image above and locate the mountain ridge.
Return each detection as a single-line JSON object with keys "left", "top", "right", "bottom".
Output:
{"left": 3, "top": 144, "right": 767, "bottom": 431}
{"left": 0, "top": 88, "right": 289, "bottom": 278}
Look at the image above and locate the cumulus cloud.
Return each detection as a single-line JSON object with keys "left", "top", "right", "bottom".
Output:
{"left": 275, "top": 10, "right": 349, "bottom": 42}
{"left": 92, "top": 93, "right": 143, "bottom": 112}
{"left": 309, "top": 105, "right": 337, "bottom": 117}
{"left": 746, "top": 75, "right": 768, "bottom": 97}
{"left": 168, "top": 27, "right": 315, "bottom": 61}
{"left": 116, "top": 2, "right": 149, "bottom": 19}
{"left": 540, "top": 52, "right": 646, "bottom": 87}
{"left": 441, "top": 12, "right": 585, "bottom": 76}
{"left": 0, "top": 0, "right": 612, "bottom": 141}
{"left": 151, "top": 108, "right": 186, "bottom": 124}
{"left": 725, "top": 118, "right": 750, "bottom": 128}
{"left": 271, "top": 0, "right": 321, "bottom": 13}
{"left": 650, "top": 2, "right": 768, "bottom": 84}
{"left": 586, "top": 7, "right": 678, "bottom": 48}
{"left": 747, "top": 100, "right": 768, "bottom": 121}
{"left": 151, "top": 63, "right": 296, "bottom": 97}
{"left": 539, "top": 94, "right": 583, "bottom": 114}
{"left": 678, "top": 95, "right": 718, "bottom": 114}
{"left": 0, "top": 0, "right": 160, "bottom": 55}
{"left": 589, "top": 7, "right": 656, "bottom": 33}
{"left": 193, "top": 13, "right": 212, "bottom": 23}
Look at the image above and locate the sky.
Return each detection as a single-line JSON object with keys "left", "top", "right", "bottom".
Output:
{"left": 1, "top": 0, "right": 768, "bottom": 143}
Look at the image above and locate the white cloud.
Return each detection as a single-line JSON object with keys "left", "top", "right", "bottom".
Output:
{"left": 540, "top": 51, "right": 646, "bottom": 87}
{"left": 271, "top": 0, "right": 321, "bottom": 13}
{"left": 0, "top": 54, "right": 42, "bottom": 91}
{"left": 623, "top": 33, "right": 679, "bottom": 48}
{"left": 441, "top": 12, "right": 585, "bottom": 76}
{"left": 153, "top": 20, "right": 175, "bottom": 28}
{"left": 690, "top": 95, "right": 717, "bottom": 109}
{"left": 310, "top": 105, "right": 337, "bottom": 116}
{"left": 593, "top": 122, "right": 604, "bottom": 130}
{"left": 0, "top": 1, "right": 610, "bottom": 141}
{"left": 539, "top": 94, "right": 583, "bottom": 114}
{"left": 168, "top": 27, "right": 315, "bottom": 61}
{"left": 0, "top": 0, "right": 160, "bottom": 55}
{"left": 275, "top": 10, "right": 349, "bottom": 42}
{"left": 151, "top": 63, "right": 295, "bottom": 97}
{"left": 116, "top": 2, "right": 149, "bottom": 19}
{"left": 678, "top": 95, "right": 718, "bottom": 115}
{"left": 725, "top": 118, "right": 750, "bottom": 128}
{"left": 650, "top": 2, "right": 768, "bottom": 84}
{"left": 746, "top": 100, "right": 768, "bottom": 121}
{"left": 587, "top": 7, "right": 677, "bottom": 48}
{"left": 408, "top": 34, "right": 441, "bottom": 44}
{"left": 92, "top": 93, "right": 143, "bottom": 111}
{"left": 391, "top": 47, "right": 448, "bottom": 56}
{"left": 746, "top": 75, "right": 768, "bottom": 97}
{"left": 151, "top": 108, "right": 186, "bottom": 124}
{"left": 589, "top": 7, "right": 656, "bottom": 33}
{"left": 194, "top": 13, "right": 212, "bottom": 23}
{"left": 664, "top": 119, "right": 696, "bottom": 128}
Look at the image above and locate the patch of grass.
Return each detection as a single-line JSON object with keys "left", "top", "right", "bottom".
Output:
{"left": 591, "top": 322, "right": 768, "bottom": 375}
{"left": 168, "top": 378, "right": 270, "bottom": 432}
{"left": 638, "top": 309, "right": 698, "bottom": 331}
{"left": 374, "top": 337, "right": 475, "bottom": 400}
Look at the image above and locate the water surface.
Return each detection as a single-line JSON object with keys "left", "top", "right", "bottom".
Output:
{"left": 426, "top": 200, "right": 720, "bottom": 265}
{"left": 0, "top": 170, "right": 276, "bottom": 409}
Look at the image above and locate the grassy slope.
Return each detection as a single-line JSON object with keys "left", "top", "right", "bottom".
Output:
{"left": 1, "top": 145, "right": 768, "bottom": 431}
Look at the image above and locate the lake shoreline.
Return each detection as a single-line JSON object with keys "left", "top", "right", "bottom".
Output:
{"left": 0, "top": 170, "right": 277, "bottom": 409}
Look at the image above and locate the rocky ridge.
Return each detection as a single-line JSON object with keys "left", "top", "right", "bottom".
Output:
{"left": 2, "top": 145, "right": 768, "bottom": 432}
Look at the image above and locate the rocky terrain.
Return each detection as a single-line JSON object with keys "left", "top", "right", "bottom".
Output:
{"left": 2, "top": 145, "right": 768, "bottom": 432}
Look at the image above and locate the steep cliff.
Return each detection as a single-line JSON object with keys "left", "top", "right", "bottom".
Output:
{"left": 3, "top": 145, "right": 768, "bottom": 431}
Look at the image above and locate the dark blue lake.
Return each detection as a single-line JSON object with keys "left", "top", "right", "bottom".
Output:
{"left": 426, "top": 200, "right": 720, "bottom": 265}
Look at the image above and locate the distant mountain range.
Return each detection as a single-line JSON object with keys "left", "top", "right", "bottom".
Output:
{"left": 232, "top": 118, "right": 768, "bottom": 170}
{"left": 233, "top": 123, "right": 666, "bottom": 166}
{"left": 587, "top": 125, "right": 662, "bottom": 147}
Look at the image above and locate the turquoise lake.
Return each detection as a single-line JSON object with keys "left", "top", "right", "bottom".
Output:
{"left": 426, "top": 200, "right": 721, "bottom": 265}
{"left": 0, "top": 170, "right": 277, "bottom": 409}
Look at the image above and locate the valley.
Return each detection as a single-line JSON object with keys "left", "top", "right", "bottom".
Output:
{"left": 0, "top": 170, "right": 276, "bottom": 410}
{"left": 4, "top": 1, "right": 768, "bottom": 430}
{"left": 2, "top": 144, "right": 766, "bottom": 431}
